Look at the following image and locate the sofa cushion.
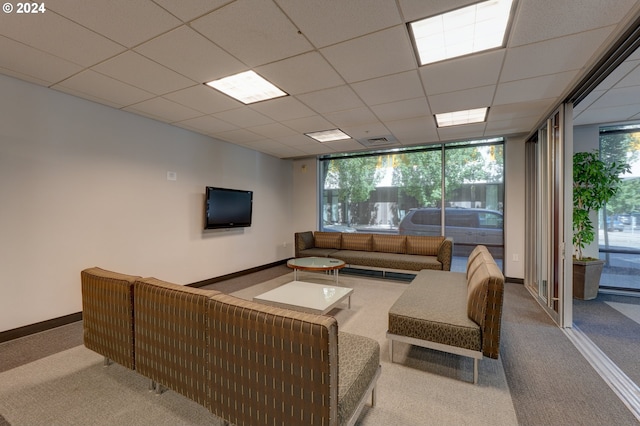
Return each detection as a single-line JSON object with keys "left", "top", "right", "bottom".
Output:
{"left": 405, "top": 235, "right": 444, "bottom": 256}
{"left": 372, "top": 234, "right": 406, "bottom": 254}
{"left": 341, "top": 233, "right": 373, "bottom": 251}
{"left": 299, "top": 248, "right": 341, "bottom": 258}
{"left": 388, "top": 270, "right": 481, "bottom": 352}
{"left": 332, "top": 250, "right": 442, "bottom": 271}
{"left": 337, "top": 332, "right": 380, "bottom": 425}
{"left": 315, "top": 231, "right": 342, "bottom": 249}
{"left": 296, "top": 231, "right": 315, "bottom": 251}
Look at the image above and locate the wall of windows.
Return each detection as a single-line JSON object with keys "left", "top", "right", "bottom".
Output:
{"left": 598, "top": 124, "right": 640, "bottom": 292}
{"left": 318, "top": 139, "right": 505, "bottom": 269}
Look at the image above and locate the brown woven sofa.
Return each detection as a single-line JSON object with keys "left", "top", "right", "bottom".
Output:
{"left": 295, "top": 231, "right": 453, "bottom": 272}
{"left": 81, "top": 267, "right": 381, "bottom": 426}
{"left": 386, "top": 245, "right": 504, "bottom": 384}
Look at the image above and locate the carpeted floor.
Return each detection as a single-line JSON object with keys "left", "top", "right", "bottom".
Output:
{"left": 0, "top": 266, "right": 638, "bottom": 425}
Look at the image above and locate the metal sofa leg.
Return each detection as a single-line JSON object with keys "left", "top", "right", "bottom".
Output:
{"left": 103, "top": 357, "right": 112, "bottom": 367}
{"left": 149, "top": 380, "right": 156, "bottom": 391}
{"left": 389, "top": 339, "right": 394, "bottom": 363}
{"left": 371, "top": 387, "right": 376, "bottom": 407}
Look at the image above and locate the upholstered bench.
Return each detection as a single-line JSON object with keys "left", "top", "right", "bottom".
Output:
{"left": 386, "top": 245, "right": 504, "bottom": 383}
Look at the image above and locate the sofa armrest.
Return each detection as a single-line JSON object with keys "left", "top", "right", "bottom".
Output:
{"left": 295, "top": 231, "right": 315, "bottom": 257}
{"left": 437, "top": 238, "right": 453, "bottom": 271}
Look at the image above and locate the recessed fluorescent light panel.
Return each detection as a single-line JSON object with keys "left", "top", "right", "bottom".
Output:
{"left": 435, "top": 107, "right": 488, "bottom": 127}
{"left": 305, "top": 129, "right": 351, "bottom": 143}
{"left": 410, "top": 0, "right": 514, "bottom": 66}
{"left": 205, "top": 70, "right": 287, "bottom": 104}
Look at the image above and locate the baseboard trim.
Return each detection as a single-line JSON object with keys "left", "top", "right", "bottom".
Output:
{"left": 1, "top": 260, "right": 289, "bottom": 343}
{"left": 187, "top": 259, "right": 288, "bottom": 288}
{"left": 0, "top": 312, "right": 82, "bottom": 344}
{"left": 506, "top": 277, "right": 524, "bottom": 284}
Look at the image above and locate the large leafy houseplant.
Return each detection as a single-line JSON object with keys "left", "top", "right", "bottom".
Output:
{"left": 572, "top": 150, "right": 629, "bottom": 300}
{"left": 573, "top": 151, "right": 630, "bottom": 260}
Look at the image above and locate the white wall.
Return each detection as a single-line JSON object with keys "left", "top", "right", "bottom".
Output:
{"left": 291, "top": 139, "right": 527, "bottom": 280}
{"left": 504, "top": 137, "right": 526, "bottom": 279}
{"left": 0, "top": 75, "right": 293, "bottom": 332}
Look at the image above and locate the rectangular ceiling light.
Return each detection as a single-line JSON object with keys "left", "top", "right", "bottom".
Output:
{"left": 205, "top": 70, "right": 287, "bottom": 104}
{"left": 305, "top": 129, "right": 351, "bottom": 143}
{"left": 435, "top": 107, "right": 488, "bottom": 127}
{"left": 409, "top": 0, "right": 514, "bottom": 66}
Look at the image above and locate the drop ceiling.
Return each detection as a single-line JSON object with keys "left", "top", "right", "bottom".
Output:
{"left": 1, "top": 0, "right": 639, "bottom": 158}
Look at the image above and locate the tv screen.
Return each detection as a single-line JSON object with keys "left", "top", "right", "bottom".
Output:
{"left": 204, "top": 187, "right": 253, "bottom": 229}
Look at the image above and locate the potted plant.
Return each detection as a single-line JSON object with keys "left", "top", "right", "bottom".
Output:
{"left": 572, "top": 150, "right": 629, "bottom": 300}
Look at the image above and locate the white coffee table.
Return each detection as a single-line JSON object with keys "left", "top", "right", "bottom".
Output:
{"left": 253, "top": 280, "right": 353, "bottom": 315}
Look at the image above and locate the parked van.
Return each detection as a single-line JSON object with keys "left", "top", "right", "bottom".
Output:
{"left": 399, "top": 207, "right": 503, "bottom": 257}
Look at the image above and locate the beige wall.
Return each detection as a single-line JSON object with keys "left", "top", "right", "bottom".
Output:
{"left": 0, "top": 75, "right": 294, "bottom": 332}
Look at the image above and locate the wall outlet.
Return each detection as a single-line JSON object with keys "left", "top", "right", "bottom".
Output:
{"left": 512, "top": 254, "right": 519, "bottom": 262}
{"left": 167, "top": 171, "right": 177, "bottom": 181}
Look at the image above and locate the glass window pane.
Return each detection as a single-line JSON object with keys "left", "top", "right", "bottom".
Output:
{"left": 599, "top": 126, "right": 640, "bottom": 291}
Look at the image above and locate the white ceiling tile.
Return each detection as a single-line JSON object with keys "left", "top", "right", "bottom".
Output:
{"left": 124, "top": 97, "right": 203, "bottom": 122}
{"left": 429, "top": 86, "right": 496, "bottom": 114}
{"left": 279, "top": 134, "right": 321, "bottom": 147}
{"left": 152, "top": 0, "right": 232, "bottom": 22}
{"left": 323, "top": 139, "right": 365, "bottom": 153}
{"left": 296, "top": 86, "right": 364, "bottom": 114}
{"left": 92, "top": 51, "right": 195, "bottom": 95}
{"left": 256, "top": 52, "right": 344, "bottom": 95}
{"left": 249, "top": 97, "right": 316, "bottom": 122}
{"left": 53, "top": 70, "right": 155, "bottom": 107}
{"left": 0, "top": 12, "right": 124, "bottom": 67}
{"left": 372, "top": 98, "right": 431, "bottom": 122}
{"left": 247, "top": 123, "right": 297, "bottom": 139}
{"left": 212, "top": 128, "right": 263, "bottom": 144}
{"left": 489, "top": 99, "right": 555, "bottom": 122}
{"left": 276, "top": 0, "right": 403, "bottom": 48}
{"left": 485, "top": 116, "right": 540, "bottom": 136}
{"left": 191, "top": 0, "right": 313, "bottom": 67}
{"left": 420, "top": 50, "right": 505, "bottom": 96}
{"left": 340, "top": 123, "right": 391, "bottom": 140}
{"left": 296, "top": 143, "right": 337, "bottom": 156}
{"left": 613, "top": 63, "right": 640, "bottom": 89}
{"left": 398, "top": 0, "right": 478, "bottom": 22}
{"left": 164, "top": 85, "right": 241, "bottom": 114}
{"left": 48, "top": 0, "right": 181, "bottom": 47}
{"left": 323, "top": 107, "right": 380, "bottom": 128}
{"left": 213, "top": 108, "right": 274, "bottom": 128}
{"left": 135, "top": 26, "right": 246, "bottom": 82}
{"left": 352, "top": 71, "right": 423, "bottom": 105}
{"left": 509, "top": 0, "right": 636, "bottom": 47}
{"left": 174, "top": 115, "right": 238, "bottom": 134}
{"left": 574, "top": 105, "right": 640, "bottom": 125}
{"left": 0, "top": 36, "right": 82, "bottom": 85}
{"left": 494, "top": 72, "right": 576, "bottom": 105}
{"left": 589, "top": 85, "right": 640, "bottom": 109}
{"left": 384, "top": 116, "right": 439, "bottom": 144}
{"left": 501, "top": 28, "right": 612, "bottom": 83}
{"left": 437, "top": 122, "right": 487, "bottom": 141}
{"left": 321, "top": 26, "right": 417, "bottom": 83}
{"left": 281, "top": 116, "right": 335, "bottom": 133}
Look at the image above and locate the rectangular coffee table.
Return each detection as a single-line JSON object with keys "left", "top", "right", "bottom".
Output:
{"left": 253, "top": 280, "right": 353, "bottom": 315}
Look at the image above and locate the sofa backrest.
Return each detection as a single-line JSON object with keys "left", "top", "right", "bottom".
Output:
{"left": 207, "top": 293, "right": 339, "bottom": 426}
{"left": 295, "top": 231, "right": 315, "bottom": 257}
{"left": 133, "top": 277, "right": 220, "bottom": 406}
{"left": 465, "top": 246, "right": 504, "bottom": 359}
{"left": 81, "top": 267, "right": 140, "bottom": 370}
{"left": 406, "top": 235, "right": 445, "bottom": 256}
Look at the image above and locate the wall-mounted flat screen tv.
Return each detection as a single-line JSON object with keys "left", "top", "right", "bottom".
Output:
{"left": 204, "top": 186, "right": 253, "bottom": 229}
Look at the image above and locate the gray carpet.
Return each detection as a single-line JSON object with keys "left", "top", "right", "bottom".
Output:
{"left": 573, "top": 293, "right": 640, "bottom": 386}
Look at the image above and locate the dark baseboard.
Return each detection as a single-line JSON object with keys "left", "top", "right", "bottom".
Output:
{"left": 1, "top": 260, "right": 289, "bottom": 344}
{"left": 188, "top": 259, "right": 288, "bottom": 288}
{"left": 0, "top": 312, "right": 82, "bottom": 344}
{"left": 506, "top": 277, "right": 524, "bottom": 284}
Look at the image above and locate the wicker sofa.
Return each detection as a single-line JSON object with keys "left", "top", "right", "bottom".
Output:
{"left": 295, "top": 231, "right": 453, "bottom": 272}
{"left": 81, "top": 267, "right": 381, "bottom": 426}
{"left": 386, "top": 245, "right": 504, "bottom": 384}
